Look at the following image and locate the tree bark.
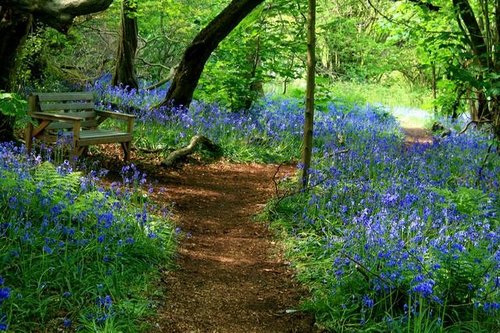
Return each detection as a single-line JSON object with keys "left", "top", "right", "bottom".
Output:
{"left": 453, "top": 0, "right": 499, "bottom": 137}
{"left": 0, "top": 0, "right": 113, "bottom": 31}
{"left": 112, "top": 0, "right": 138, "bottom": 90}
{"left": 0, "top": 8, "right": 32, "bottom": 142}
{"left": 300, "top": 0, "right": 316, "bottom": 189}
{"left": 159, "top": 0, "right": 264, "bottom": 108}
{"left": 0, "top": 0, "right": 114, "bottom": 142}
{"left": 161, "top": 135, "right": 221, "bottom": 167}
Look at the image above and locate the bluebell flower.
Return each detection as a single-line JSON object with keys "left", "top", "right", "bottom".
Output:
{"left": 0, "top": 287, "right": 10, "bottom": 302}
{"left": 43, "top": 245, "right": 53, "bottom": 255}
{"left": 63, "top": 317, "right": 72, "bottom": 328}
{"left": 362, "top": 295, "right": 374, "bottom": 308}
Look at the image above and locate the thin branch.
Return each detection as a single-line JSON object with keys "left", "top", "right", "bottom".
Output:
{"left": 458, "top": 120, "right": 492, "bottom": 134}
{"left": 476, "top": 141, "right": 496, "bottom": 187}
{"left": 136, "top": 57, "right": 170, "bottom": 71}
{"left": 272, "top": 162, "right": 286, "bottom": 197}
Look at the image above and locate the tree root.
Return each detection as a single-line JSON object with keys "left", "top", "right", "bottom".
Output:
{"left": 161, "top": 135, "right": 221, "bottom": 167}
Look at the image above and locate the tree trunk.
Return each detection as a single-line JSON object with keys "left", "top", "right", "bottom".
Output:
{"left": 159, "top": 0, "right": 264, "bottom": 108}
{"left": 0, "top": 0, "right": 114, "bottom": 142}
{"left": 243, "top": 35, "right": 264, "bottom": 110}
{"left": 0, "top": 9, "right": 32, "bottom": 142}
{"left": 453, "top": 0, "right": 499, "bottom": 137}
{"left": 300, "top": 0, "right": 316, "bottom": 189}
{"left": 112, "top": 0, "right": 138, "bottom": 90}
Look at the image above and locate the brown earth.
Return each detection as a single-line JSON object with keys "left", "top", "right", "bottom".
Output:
{"left": 139, "top": 160, "right": 316, "bottom": 333}
{"left": 96, "top": 124, "right": 432, "bottom": 333}
{"left": 402, "top": 127, "right": 433, "bottom": 145}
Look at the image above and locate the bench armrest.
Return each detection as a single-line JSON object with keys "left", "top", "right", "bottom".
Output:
{"left": 95, "top": 110, "right": 135, "bottom": 133}
{"left": 30, "top": 112, "right": 83, "bottom": 122}
{"left": 95, "top": 110, "right": 136, "bottom": 120}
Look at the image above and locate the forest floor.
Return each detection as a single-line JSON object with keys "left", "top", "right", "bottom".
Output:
{"left": 137, "top": 160, "right": 316, "bottom": 333}
{"left": 402, "top": 126, "right": 433, "bottom": 145}
{"left": 99, "top": 123, "right": 432, "bottom": 333}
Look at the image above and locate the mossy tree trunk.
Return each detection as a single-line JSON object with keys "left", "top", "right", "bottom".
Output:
{"left": 0, "top": 9, "right": 32, "bottom": 142}
{"left": 112, "top": 0, "right": 138, "bottom": 90}
{"left": 159, "top": 0, "right": 264, "bottom": 109}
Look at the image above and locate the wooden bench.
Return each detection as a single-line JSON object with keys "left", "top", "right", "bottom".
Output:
{"left": 25, "top": 92, "right": 135, "bottom": 161}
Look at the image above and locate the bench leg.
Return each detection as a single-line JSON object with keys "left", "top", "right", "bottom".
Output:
{"left": 121, "top": 142, "right": 131, "bottom": 162}
{"left": 71, "top": 146, "right": 85, "bottom": 165}
{"left": 25, "top": 123, "right": 33, "bottom": 154}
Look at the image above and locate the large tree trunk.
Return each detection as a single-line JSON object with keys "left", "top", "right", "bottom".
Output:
{"left": 0, "top": 8, "right": 32, "bottom": 142}
{"left": 0, "top": 0, "right": 114, "bottom": 143}
{"left": 453, "top": 0, "right": 499, "bottom": 137}
{"left": 159, "top": 0, "right": 264, "bottom": 108}
{"left": 112, "top": 0, "right": 138, "bottom": 90}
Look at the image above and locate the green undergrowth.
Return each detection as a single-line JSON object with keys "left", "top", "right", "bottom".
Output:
{"left": 0, "top": 145, "right": 176, "bottom": 332}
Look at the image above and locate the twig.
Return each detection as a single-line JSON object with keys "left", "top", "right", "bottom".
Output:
{"left": 476, "top": 141, "right": 496, "bottom": 187}
{"left": 272, "top": 163, "right": 286, "bottom": 198}
{"left": 458, "top": 120, "right": 492, "bottom": 134}
{"left": 342, "top": 252, "right": 391, "bottom": 286}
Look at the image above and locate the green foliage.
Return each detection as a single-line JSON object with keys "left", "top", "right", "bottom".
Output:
{"left": 0, "top": 155, "right": 176, "bottom": 332}
{"left": 198, "top": 1, "right": 306, "bottom": 110}
{"left": 0, "top": 92, "right": 27, "bottom": 117}
{"left": 0, "top": 92, "right": 29, "bottom": 130}
{"left": 431, "top": 186, "right": 488, "bottom": 216}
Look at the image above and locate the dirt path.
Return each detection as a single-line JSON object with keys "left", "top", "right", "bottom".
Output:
{"left": 402, "top": 127, "right": 433, "bottom": 145}
{"left": 146, "top": 162, "right": 314, "bottom": 333}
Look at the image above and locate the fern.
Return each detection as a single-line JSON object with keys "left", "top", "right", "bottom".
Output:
{"left": 431, "top": 186, "right": 488, "bottom": 216}
{"left": 32, "top": 161, "right": 82, "bottom": 198}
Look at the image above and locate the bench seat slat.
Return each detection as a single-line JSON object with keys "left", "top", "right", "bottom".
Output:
{"left": 47, "top": 120, "right": 98, "bottom": 130}
{"left": 51, "top": 111, "right": 96, "bottom": 118}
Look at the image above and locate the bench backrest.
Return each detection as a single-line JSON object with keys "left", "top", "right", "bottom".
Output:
{"left": 30, "top": 92, "right": 98, "bottom": 130}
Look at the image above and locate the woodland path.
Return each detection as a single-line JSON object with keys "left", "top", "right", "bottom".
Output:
{"left": 100, "top": 121, "right": 431, "bottom": 332}
{"left": 402, "top": 127, "right": 433, "bottom": 145}
{"left": 141, "top": 161, "right": 315, "bottom": 333}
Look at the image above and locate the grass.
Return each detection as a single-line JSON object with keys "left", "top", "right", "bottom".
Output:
{"left": 265, "top": 79, "right": 434, "bottom": 110}
{"left": 0, "top": 144, "right": 176, "bottom": 332}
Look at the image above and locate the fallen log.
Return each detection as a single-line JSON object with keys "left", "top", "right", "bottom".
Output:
{"left": 161, "top": 135, "right": 221, "bottom": 167}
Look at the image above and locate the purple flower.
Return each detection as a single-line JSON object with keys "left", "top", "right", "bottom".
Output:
{"left": 63, "top": 317, "right": 72, "bottom": 328}
{"left": 362, "top": 295, "right": 374, "bottom": 308}
{"left": 0, "top": 287, "right": 10, "bottom": 302}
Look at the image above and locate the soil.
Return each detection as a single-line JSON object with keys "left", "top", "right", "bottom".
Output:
{"left": 95, "top": 125, "right": 432, "bottom": 333}
{"left": 402, "top": 127, "right": 433, "bottom": 145}
{"left": 139, "top": 160, "right": 316, "bottom": 333}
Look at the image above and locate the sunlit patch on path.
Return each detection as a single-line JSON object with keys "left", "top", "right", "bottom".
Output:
{"left": 150, "top": 162, "right": 314, "bottom": 333}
